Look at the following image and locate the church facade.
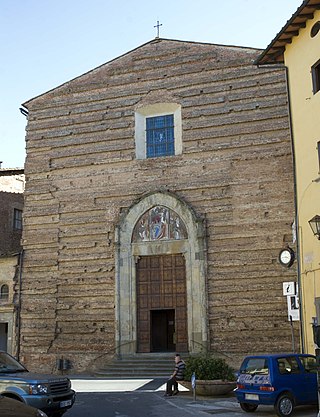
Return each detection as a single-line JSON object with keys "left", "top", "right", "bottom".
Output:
{"left": 21, "top": 39, "right": 297, "bottom": 372}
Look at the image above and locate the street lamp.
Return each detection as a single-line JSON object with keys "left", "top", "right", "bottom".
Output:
{"left": 309, "top": 215, "right": 320, "bottom": 239}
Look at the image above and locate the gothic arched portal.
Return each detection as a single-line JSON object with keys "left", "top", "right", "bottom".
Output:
{"left": 115, "top": 192, "right": 207, "bottom": 356}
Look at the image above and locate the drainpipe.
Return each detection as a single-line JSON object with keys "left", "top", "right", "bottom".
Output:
{"left": 16, "top": 249, "right": 24, "bottom": 361}
{"left": 285, "top": 66, "right": 305, "bottom": 353}
{"left": 114, "top": 225, "right": 121, "bottom": 358}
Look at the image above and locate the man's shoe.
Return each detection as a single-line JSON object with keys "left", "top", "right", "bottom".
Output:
{"left": 172, "top": 390, "right": 179, "bottom": 396}
{"left": 164, "top": 393, "right": 172, "bottom": 397}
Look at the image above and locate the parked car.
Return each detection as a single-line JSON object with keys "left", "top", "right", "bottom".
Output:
{"left": 0, "top": 351, "right": 75, "bottom": 417}
{"left": 235, "top": 353, "right": 318, "bottom": 417}
{"left": 0, "top": 394, "right": 48, "bottom": 416}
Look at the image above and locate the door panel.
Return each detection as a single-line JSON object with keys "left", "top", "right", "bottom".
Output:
{"left": 151, "top": 310, "right": 175, "bottom": 352}
{"left": 0, "top": 323, "right": 8, "bottom": 352}
{"left": 136, "top": 254, "right": 188, "bottom": 353}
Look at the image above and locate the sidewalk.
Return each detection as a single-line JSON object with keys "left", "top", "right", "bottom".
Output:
{"left": 163, "top": 391, "right": 318, "bottom": 417}
{"left": 163, "top": 391, "right": 243, "bottom": 416}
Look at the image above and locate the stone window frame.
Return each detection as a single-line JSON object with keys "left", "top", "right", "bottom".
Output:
{"left": 134, "top": 103, "right": 182, "bottom": 159}
{"left": 0, "top": 284, "right": 9, "bottom": 301}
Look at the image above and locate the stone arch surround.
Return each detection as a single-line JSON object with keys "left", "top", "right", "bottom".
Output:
{"left": 115, "top": 191, "right": 208, "bottom": 356}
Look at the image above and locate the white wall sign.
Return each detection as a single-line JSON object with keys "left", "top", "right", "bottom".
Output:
{"left": 287, "top": 295, "right": 300, "bottom": 321}
{"left": 282, "top": 281, "right": 299, "bottom": 321}
{"left": 283, "top": 281, "right": 296, "bottom": 296}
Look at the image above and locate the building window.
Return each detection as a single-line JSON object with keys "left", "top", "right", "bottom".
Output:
{"left": 312, "top": 60, "right": 320, "bottom": 94}
{"left": 13, "top": 209, "right": 22, "bottom": 230}
{"left": 315, "top": 297, "right": 320, "bottom": 323}
{"left": 311, "top": 21, "right": 320, "bottom": 38}
{"left": 0, "top": 285, "right": 9, "bottom": 301}
{"left": 146, "top": 115, "right": 174, "bottom": 158}
{"left": 135, "top": 103, "right": 182, "bottom": 159}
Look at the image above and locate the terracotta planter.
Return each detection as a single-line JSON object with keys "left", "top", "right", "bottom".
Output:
{"left": 179, "top": 380, "right": 236, "bottom": 396}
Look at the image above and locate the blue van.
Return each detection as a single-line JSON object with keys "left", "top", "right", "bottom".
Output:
{"left": 235, "top": 353, "right": 318, "bottom": 417}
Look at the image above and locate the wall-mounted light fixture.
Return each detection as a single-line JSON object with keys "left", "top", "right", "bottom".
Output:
{"left": 309, "top": 215, "right": 320, "bottom": 239}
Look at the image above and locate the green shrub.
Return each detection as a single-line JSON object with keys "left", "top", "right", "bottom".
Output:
{"left": 184, "top": 355, "right": 235, "bottom": 381}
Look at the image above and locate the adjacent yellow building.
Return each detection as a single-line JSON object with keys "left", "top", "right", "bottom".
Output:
{"left": 257, "top": 0, "right": 320, "bottom": 353}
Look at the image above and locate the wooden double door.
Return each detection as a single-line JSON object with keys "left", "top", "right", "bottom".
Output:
{"left": 136, "top": 254, "right": 188, "bottom": 353}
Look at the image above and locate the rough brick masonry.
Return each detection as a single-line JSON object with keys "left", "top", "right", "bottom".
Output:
{"left": 22, "top": 39, "right": 297, "bottom": 373}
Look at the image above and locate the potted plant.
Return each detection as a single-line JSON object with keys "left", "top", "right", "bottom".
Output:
{"left": 181, "top": 354, "right": 236, "bottom": 396}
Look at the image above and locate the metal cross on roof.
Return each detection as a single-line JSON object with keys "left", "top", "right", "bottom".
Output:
{"left": 154, "top": 20, "right": 163, "bottom": 38}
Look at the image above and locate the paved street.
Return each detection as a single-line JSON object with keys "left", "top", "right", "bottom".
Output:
{"left": 60, "top": 378, "right": 319, "bottom": 417}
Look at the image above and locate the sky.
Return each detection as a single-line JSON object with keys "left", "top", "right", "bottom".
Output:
{"left": 1, "top": 0, "right": 303, "bottom": 168}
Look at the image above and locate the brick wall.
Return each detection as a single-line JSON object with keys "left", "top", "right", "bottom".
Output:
{"left": 21, "top": 39, "right": 297, "bottom": 372}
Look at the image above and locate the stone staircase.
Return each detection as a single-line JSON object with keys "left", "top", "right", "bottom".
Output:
{"left": 95, "top": 353, "right": 188, "bottom": 378}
